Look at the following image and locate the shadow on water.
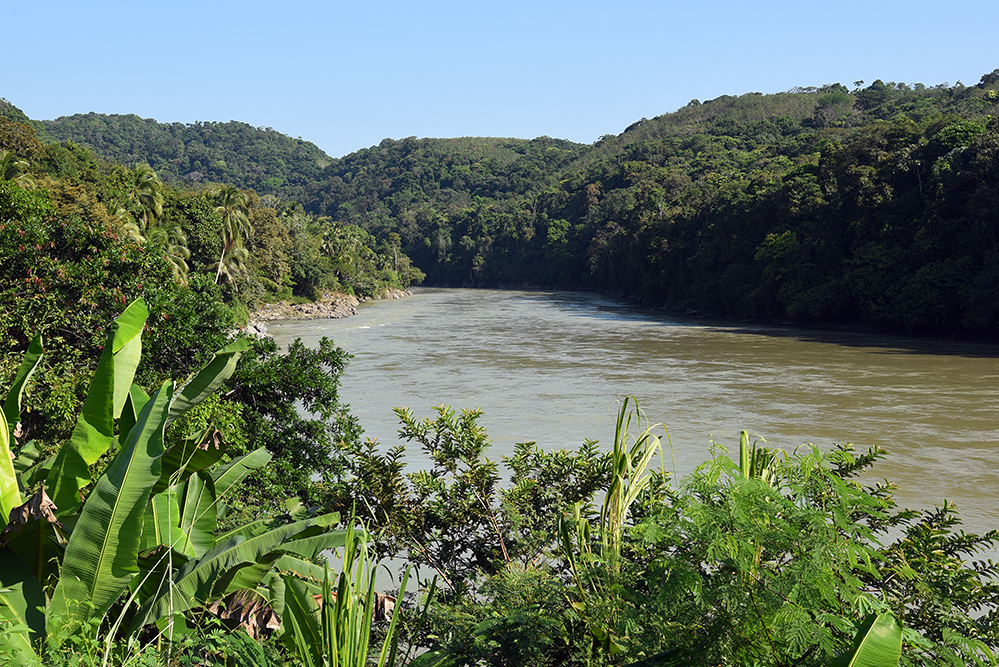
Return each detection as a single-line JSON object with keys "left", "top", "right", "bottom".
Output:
{"left": 500, "top": 288, "right": 999, "bottom": 359}
{"left": 702, "top": 322, "right": 999, "bottom": 359}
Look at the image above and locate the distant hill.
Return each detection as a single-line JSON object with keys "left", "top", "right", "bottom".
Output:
{"left": 0, "top": 98, "right": 33, "bottom": 125}
{"left": 38, "top": 112, "right": 333, "bottom": 201}
{"left": 299, "top": 135, "right": 590, "bottom": 231}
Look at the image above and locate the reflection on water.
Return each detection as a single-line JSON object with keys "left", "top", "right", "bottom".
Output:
{"left": 268, "top": 287, "right": 999, "bottom": 536}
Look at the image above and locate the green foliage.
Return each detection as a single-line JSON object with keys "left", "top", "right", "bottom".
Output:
{"left": 0, "top": 302, "right": 353, "bottom": 665}
{"left": 276, "top": 520, "right": 412, "bottom": 667}
{"left": 338, "top": 404, "right": 611, "bottom": 600}
{"left": 359, "top": 405, "right": 999, "bottom": 667}
{"left": 224, "top": 336, "right": 363, "bottom": 511}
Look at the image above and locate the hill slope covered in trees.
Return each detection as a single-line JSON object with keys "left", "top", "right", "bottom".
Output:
{"left": 33, "top": 112, "right": 333, "bottom": 202}
{"left": 300, "top": 73, "right": 999, "bottom": 336}
{"left": 7, "top": 68, "right": 999, "bottom": 336}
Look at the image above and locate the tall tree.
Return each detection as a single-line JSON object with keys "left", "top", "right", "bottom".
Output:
{"left": 210, "top": 184, "right": 252, "bottom": 284}
{"left": 124, "top": 163, "right": 164, "bottom": 229}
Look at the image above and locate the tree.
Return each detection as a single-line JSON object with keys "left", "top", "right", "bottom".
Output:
{"left": 223, "top": 336, "right": 363, "bottom": 510}
{"left": 0, "top": 117, "right": 44, "bottom": 159}
{"left": 123, "top": 163, "right": 164, "bottom": 230}
{"left": 0, "top": 150, "right": 34, "bottom": 188}
{"left": 210, "top": 184, "right": 252, "bottom": 284}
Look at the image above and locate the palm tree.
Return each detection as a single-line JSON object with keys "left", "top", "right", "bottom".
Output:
{"left": 148, "top": 224, "right": 192, "bottom": 285}
{"left": 210, "top": 185, "right": 252, "bottom": 284}
{"left": 116, "top": 166, "right": 190, "bottom": 285}
{"left": 0, "top": 149, "right": 35, "bottom": 187}
{"left": 125, "top": 164, "right": 164, "bottom": 230}
{"left": 216, "top": 246, "right": 250, "bottom": 288}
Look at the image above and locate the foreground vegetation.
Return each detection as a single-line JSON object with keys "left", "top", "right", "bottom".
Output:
{"left": 3, "top": 312, "right": 997, "bottom": 665}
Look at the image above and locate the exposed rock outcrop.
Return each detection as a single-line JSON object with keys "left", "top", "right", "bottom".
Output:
{"left": 251, "top": 294, "right": 361, "bottom": 322}
{"left": 242, "top": 289, "right": 412, "bottom": 335}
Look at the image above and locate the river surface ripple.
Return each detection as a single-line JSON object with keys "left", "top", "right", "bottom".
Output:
{"left": 268, "top": 287, "right": 999, "bottom": 537}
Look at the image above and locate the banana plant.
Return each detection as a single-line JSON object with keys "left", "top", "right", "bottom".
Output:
{"left": 0, "top": 300, "right": 351, "bottom": 663}
{"left": 0, "top": 333, "right": 44, "bottom": 524}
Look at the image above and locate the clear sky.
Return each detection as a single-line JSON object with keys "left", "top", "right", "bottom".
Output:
{"left": 4, "top": 0, "right": 997, "bottom": 158}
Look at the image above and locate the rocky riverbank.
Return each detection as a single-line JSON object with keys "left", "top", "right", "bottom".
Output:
{"left": 241, "top": 288, "right": 411, "bottom": 337}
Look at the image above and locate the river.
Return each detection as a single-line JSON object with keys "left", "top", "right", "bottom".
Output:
{"left": 268, "top": 287, "right": 999, "bottom": 537}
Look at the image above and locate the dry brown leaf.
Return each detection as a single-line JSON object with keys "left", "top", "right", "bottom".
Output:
{"left": 1, "top": 486, "right": 62, "bottom": 538}
{"left": 207, "top": 589, "right": 281, "bottom": 641}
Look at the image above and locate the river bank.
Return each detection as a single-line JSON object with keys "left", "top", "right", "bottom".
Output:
{"left": 242, "top": 288, "right": 412, "bottom": 336}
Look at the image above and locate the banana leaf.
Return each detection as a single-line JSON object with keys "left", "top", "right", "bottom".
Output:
{"left": 2, "top": 333, "right": 43, "bottom": 448}
{"left": 117, "top": 383, "right": 151, "bottom": 456}
{"left": 0, "top": 547, "right": 45, "bottom": 664}
{"left": 139, "top": 486, "right": 182, "bottom": 553}
{"left": 49, "top": 378, "right": 171, "bottom": 629}
{"left": 47, "top": 299, "right": 148, "bottom": 515}
{"left": 832, "top": 612, "right": 903, "bottom": 667}
{"left": 131, "top": 512, "right": 338, "bottom": 630}
{"left": 166, "top": 338, "right": 250, "bottom": 430}
{"left": 177, "top": 470, "right": 217, "bottom": 557}
{"left": 279, "top": 524, "right": 350, "bottom": 561}
{"left": 212, "top": 446, "right": 272, "bottom": 499}
{"left": 215, "top": 551, "right": 285, "bottom": 596}
{"left": 153, "top": 429, "right": 224, "bottom": 495}
{"left": 273, "top": 554, "right": 329, "bottom": 583}
{"left": 132, "top": 544, "right": 189, "bottom": 605}
{"left": 0, "top": 409, "right": 20, "bottom": 526}
{"left": 1, "top": 487, "right": 67, "bottom": 591}
{"left": 274, "top": 573, "right": 324, "bottom": 666}
{"left": 217, "top": 519, "right": 348, "bottom": 597}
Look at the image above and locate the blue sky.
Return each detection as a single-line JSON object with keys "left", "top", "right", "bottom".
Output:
{"left": 5, "top": 0, "right": 997, "bottom": 158}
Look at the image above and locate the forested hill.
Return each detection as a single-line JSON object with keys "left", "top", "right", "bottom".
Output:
{"left": 293, "top": 72, "right": 999, "bottom": 337}
{"left": 36, "top": 112, "right": 334, "bottom": 202}
{"left": 7, "top": 68, "right": 999, "bottom": 336}
{"left": 300, "top": 135, "right": 590, "bottom": 234}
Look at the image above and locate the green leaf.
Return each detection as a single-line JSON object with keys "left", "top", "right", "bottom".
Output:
{"left": 273, "top": 554, "right": 328, "bottom": 583}
{"left": 1, "top": 488, "right": 67, "bottom": 591}
{"left": 49, "top": 379, "right": 171, "bottom": 629}
{"left": 279, "top": 530, "right": 350, "bottom": 561}
{"left": 0, "top": 547, "right": 45, "bottom": 665}
{"left": 47, "top": 300, "right": 148, "bottom": 515}
{"left": 833, "top": 612, "right": 903, "bottom": 667}
{"left": 109, "top": 299, "right": 148, "bottom": 417}
{"left": 117, "top": 383, "right": 150, "bottom": 455}
{"left": 131, "top": 512, "right": 332, "bottom": 629}
{"left": 212, "top": 447, "right": 272, "bottom": 497}
{"left": 0, "top": 408, "right": 21, "bottom": 527}
{"left": 153, "top": 429, "right": 225, "bottom": 495}
{"left": 277, "top": 573, "right": 323, "bottom": 665}
{"left": 2, "top": 333, "right": 43, "bottom": 447}
{"left": 134, "top": 545, "right": 189, "bottom": 605}
{"left": 140, "top": 486, "right": 181, "bottom": 552}
{"left": 177, "top": 470, "right": 217, "bottom": 557}
{"left": 166, "top": 338, "right": 250, "bottom": 430}
{"left": 12, "top": 441, "right": 43, "bottom": 477}
{"left": 216, "top": 551, "right": 284, "bottom": 596}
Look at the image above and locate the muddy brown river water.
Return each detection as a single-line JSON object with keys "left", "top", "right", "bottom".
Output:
{"left": 268, "top": 287, "right": 999, "bottom": 538}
